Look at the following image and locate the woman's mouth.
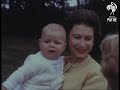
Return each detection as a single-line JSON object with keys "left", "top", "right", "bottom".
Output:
{"left": 77, "top": 49, "right": 86, "bottom": 53}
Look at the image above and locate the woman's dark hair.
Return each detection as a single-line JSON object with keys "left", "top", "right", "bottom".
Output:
{"left": 65, "top": 9, "right": 102, "bottom": 61}
{"left": 66, "top": 9, "right": 101, "bottom": 41}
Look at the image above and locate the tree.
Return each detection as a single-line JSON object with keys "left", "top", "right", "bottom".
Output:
{"left": 77, "top": 0, "right": 80, "bottom": 9}
{"left": 1, "top": 0, "right": 70, "bottom": 36}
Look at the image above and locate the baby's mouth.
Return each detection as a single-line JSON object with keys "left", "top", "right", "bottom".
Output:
{"left": 48, "top": 50, "right": 56, "bottom": 53}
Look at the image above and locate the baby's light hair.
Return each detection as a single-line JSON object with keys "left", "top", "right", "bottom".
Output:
{"left": 42, "top": 23, "right": 66, "bottom": 35}
{"left": 40, "top": 23, "right": 66, "bottom": 41}
{"left": 100, "top": 33, "right": 119, "bottom": 77}
{"left": 101, "top": 33, "right": 119, "bottom": 90}
{"left": 100, "top": 34, "right": 119, "bottom": 62}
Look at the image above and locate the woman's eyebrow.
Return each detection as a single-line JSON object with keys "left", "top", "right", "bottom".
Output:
{"left": 72, "top": 34, "right": 93, "bottom": 37}
{"left": 72, "top": 34, "right": 80, "bottom": 36}
{"left": 85, "top": 36, "right": 93, "bottom": 38}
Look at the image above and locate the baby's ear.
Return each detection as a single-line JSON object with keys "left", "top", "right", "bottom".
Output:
{"left": 38, "top": 38, "right": 41, "bottom": 44}
{"left": 65, "top": 42, "right": 67, "bottom": 46}
{"left": 38, "top": 39, "right": 42, "bottom": 51}
{"left": 64, "top": 42, "right": 67, "bottom": 48}
{"left": 38, "top": 38, "right": 41, "bottom": 41}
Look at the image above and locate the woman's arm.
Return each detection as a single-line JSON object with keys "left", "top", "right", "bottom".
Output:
{"left": 82, "top": 72, "right": 108, "bottom": 90}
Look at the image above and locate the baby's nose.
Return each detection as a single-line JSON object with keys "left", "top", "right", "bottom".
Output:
{"left": 49, "top": 42, "right": 55, "bottom": 47}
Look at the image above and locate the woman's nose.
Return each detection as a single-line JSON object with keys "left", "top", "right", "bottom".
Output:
{"left": 78, "top": 39, "right": 86, "bottom": 47}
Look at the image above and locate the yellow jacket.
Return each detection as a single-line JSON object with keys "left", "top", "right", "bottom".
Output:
{"left": 61, "top": 55, "right": 108, "bottom": 90}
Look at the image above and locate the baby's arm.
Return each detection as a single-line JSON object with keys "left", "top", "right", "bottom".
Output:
{"left": 2, "top": 66, "right": 27, "bottom": 90}
{"left": 2, "top": 85, "right": 8, "bottom": 90}
{"left": 2, "top": 55, "right": 42, "bottom": 90}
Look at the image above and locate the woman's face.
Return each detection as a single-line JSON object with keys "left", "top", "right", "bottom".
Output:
{"left": 68, "top": 24, "right": 94, "bottom": 60}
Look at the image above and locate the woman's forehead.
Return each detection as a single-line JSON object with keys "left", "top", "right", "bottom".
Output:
{"left": 70, "top": 24, "right": 94, "bottom": 35}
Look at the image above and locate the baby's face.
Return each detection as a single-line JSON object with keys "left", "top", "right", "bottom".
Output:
{"left": 39, "top": 29, "right": 66, "bottom": 60}
{"left": 101, "top": 35, "right": 119, "bottom": 79}
{"left": 101, "top": 55, "right": 118, "bottom": 78}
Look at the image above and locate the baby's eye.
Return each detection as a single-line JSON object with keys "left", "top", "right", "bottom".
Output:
{"left": 44, "top": 40, "right": 50, "bottom": 43}
{"left": 74, "top": 36, "right": 80, "bottom": 39}
{"left": 55, "top": 41, "right": 61, "bottom": 44}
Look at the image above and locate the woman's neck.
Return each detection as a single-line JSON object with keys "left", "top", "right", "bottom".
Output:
{"left": 70, "top": 55, "right": 88, "bottom": 64}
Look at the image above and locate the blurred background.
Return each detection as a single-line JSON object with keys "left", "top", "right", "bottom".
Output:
{"left": 1, "top": 0, "right": 119, "bottom": 82}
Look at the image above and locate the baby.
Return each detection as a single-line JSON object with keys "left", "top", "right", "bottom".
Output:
{"left": 2, "top": 23, "right": 67, "bottom": 90}
{"left": 100, "top": 33, "right": 119, "bottom": 90}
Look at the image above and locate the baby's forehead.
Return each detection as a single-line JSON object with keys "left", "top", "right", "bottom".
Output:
{"left": 42, "top": 24, "right": 65, "bottom": 33}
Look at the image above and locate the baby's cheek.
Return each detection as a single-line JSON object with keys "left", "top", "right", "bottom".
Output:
{"left": 101, "top": 61, "right": 106, "bottom": 69}
{"left": 111, "top": 60, "right": 118, "bottom": 73}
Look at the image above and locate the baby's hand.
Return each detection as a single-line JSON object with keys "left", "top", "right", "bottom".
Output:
{"left": 2, "top": 85, "right": 8, "bottom": 90}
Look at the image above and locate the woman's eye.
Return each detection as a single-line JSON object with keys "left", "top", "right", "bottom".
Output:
{"left": 73, "top": 36, "right": 80, "bottom": 39}
{"left": 85, "top": 37, "right": 92, "bottom": 41}
{"left": 85, "top": 38, "right": 91, "bottom": 41}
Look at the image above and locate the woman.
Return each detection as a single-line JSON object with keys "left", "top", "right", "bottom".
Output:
{"left": 100, "top": 34, "right": 119, "bottom": 90}
{"left": 61, "top": 9, "right": 108, "bottom": 90}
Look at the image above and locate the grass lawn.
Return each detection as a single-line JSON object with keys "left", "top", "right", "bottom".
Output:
{"left": 1, "top": 35, "right": 39, "bottom": 82}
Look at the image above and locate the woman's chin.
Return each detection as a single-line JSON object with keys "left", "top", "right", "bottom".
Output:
{"left": 76, "top": 55, "right": 88, "bottom": 60}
